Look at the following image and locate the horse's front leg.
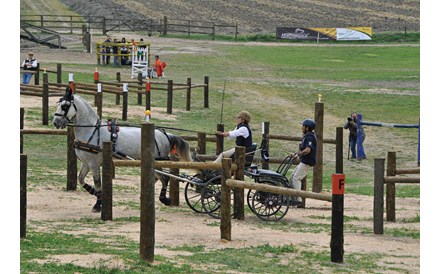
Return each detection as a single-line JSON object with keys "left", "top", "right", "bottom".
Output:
{"left": 78, "top": 162, "right": 102, "bottom": 213}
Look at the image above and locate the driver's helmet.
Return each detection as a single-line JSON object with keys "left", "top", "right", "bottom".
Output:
{"left": 301, "top": 118, "right": 316, "bottom": 130}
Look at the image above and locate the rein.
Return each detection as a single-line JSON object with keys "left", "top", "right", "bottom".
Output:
{"left": 116, "top": 123, "right": 218, "bottom": 136}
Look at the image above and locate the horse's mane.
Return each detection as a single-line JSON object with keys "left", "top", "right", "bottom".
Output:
{"left": 73, "top": 94, "right": 99, "bottom": 121}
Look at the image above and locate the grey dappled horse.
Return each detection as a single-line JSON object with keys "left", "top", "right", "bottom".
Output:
{"left": 53, "top": 87, "right": 191, "bottom": 212}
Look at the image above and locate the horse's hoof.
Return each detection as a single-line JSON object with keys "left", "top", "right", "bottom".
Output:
{"left": 159, "top": 197, "right": 171, "bottom": 206}
{"left": 92, "top": 205, "right": 102, "bottom": 213}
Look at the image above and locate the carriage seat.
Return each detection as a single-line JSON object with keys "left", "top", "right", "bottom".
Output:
{"left": 253, "top": 169, "right": 285, "bottom": 179}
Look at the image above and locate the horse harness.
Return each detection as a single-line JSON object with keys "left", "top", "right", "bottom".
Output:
{"left": 57, "top": 95, "right": 170, "bottom": 159}
{"left": 74, "top": 118, "right": 173, "bottom": 160}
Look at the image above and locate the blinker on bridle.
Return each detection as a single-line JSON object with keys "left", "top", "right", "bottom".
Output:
{"left": 54, "top": 95, "right": 77, "bottom": 124}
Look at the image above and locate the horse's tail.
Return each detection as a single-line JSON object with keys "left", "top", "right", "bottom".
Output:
{"left": 169, "top": 135, "right": 192, "bottom": 162}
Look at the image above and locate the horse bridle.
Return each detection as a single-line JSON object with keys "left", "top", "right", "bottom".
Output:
{"left": 54, "top": 96, "right": 77, "bottom": 124}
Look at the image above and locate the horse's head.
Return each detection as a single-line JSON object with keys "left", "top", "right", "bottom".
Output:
{"left": 53, "top": 87, "right": 77, "bottom": 129}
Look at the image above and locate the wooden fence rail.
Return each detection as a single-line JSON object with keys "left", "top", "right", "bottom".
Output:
{"left": 20, "top": 121, "right": 77, "bottom": 191}
{"left": 21, "top": 15, "right": 238, "bottom": 40}
{"left": 20, "top": 69, "right": 210, "bottom": 123}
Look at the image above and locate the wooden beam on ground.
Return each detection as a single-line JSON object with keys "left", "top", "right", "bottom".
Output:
{"left": 226, "top": 179, "right": 332, "bottom": 202}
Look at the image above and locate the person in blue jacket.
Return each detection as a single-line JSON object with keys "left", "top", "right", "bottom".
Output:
{"left": 290, "top": 118, "right": 317, "bottom": 206}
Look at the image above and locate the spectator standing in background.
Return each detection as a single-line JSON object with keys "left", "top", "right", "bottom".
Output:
{"left": 154, "top": 55, "right": 166, "bottom": 78}
{"left": 120, "top": 38, "right": 130, "bottom": 65}
{"left": 21, "top": 51, "right": 38, "bottom": 84}
{"left": 103, "top": 36, "right": 111, "bottom": 65}
{"left": 112, "top": 38, "right": 119, "bottom": 66}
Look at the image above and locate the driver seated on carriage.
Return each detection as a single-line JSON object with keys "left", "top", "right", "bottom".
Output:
{"left": 214, "top": 111, "right": 255, "bottom": 165}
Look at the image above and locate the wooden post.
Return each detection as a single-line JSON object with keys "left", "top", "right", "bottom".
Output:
{"left": 299, "top": 176, "right": 307, "bottom": 208}
{"left": 101, "top": 142, "right": 113, "bottom": 221}
{"left": 220, "top": 158, "right": 232, "bottom": 241}
{"left": 20, "top": 108, "right": 24, "bottom": 154}
{"left": 212, "top": 22, "right": 215, "bottom": 40}
{"left": 116, "top": 72, "right": 121, "bottom": 105}
{"left": 167, "top": 80, "right": 173, "bottom": 114}
{"left": 56, "top": 63, "right": 62, "bottom": 84}
{"left": 374, "top": 158, "right": 385, "bottom": 234}
{"left": 335, "top": 127, "right": 343, "bottom": 174}
{"left": 186, "top": 77, "right": 191, "bottom": 111}
{"left": 216, "top": 124, "right": 224, "bottom": 156}
{"left": 262, "top": 121, "right": 270, "bottom": 170}
{"left": 169, "top": 168, "right": 180, "bottom": 206}
{"left": 122, "top": 83, "right": 128, "bottom": 121}
{"left": 66, "top": 126, "right": 77, "bottom": 191}
{"left": 197, "top": 132, "right": 206, "bottom": 154}
{"left": 68, "top": 73, "right": 75, "bottom": 93}
{"left": 34, "top": 63, "right": 40, "bottom": 85}
{"left": 96, "top": 83, "right": 102, "bottom": 119}
{"left": 94, "top": 68, "right": 100, "bottom": 106}
{"left": 330, "top": 173, "right": 345, "bottom": 263}
{"left": 204, "top": 76, "right": 209, "bottom": 108}
{"left": 163, "top": 16, "right": 168, "bottom": 35}
{"left": 137, "top": 72, "right": 143, "bottom": 105}
{"left": 42, "top": 72, "right": 49, "bottom": 125}
{"left": 234, "top": 146, "right": 245, "bottom": 220}
{"left": 20, "top": 154, "right": 27, "bottom": 239}
{"left": 96, "top": 43, "right": 101, "bottom": 65}
{"left": 85, "top": 32, "right": 91, "bottom": 53}
{"left": 313, "top": 102, "right": 324, "bottom": 193}
{"left": 386, "top": 152, "right": 396, "bottom": 222}
{"left": 140, "top": 123, "right": 155, "bottom": 262}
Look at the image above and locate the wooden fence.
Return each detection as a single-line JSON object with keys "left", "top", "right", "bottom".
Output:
{"left": 20, "top": 63, "right": 63, "bottom": 86}
{"left": 19, "top": 116, "right": 78, "bottom": 192}
{"left": 373, "top": 152, "right": 420, "bottom": 234}
{"left": 20, "top": 69, "right": 210, "bottom": 124}
{"left": 20, "top": 15, "right": 238, "bottom": 40}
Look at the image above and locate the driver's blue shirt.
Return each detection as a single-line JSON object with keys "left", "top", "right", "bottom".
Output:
{"left": 300, "top": 132, "right": 317, "bottom": 166}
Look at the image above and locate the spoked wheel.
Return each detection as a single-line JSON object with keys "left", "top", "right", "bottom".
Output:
{"left": 247, "top": 188, "right": 258, "bottom": 214}
{"left": 251, "top": 180, "right": 290, "bottom": 221}
{"left": 184, "top": 174, "right": 207, "bottom": 213}
{"left": 201, "top": 175, "right": 234, "bottom": 219}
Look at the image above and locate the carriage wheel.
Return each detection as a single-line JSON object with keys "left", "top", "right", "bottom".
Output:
{"left": 251, "top": 180, "right": 290, "bottom": 221}
{"left": 247, "top": 188, "right": 257, "bottom": 214}
{"left": 201, "top": 175, "right": 234, "bottom": 219}
{"left": 184, "top": 180, "right": 205, "bottom": 213}
{"left": 247, "top": 177, "right": 288, "bottom": 215}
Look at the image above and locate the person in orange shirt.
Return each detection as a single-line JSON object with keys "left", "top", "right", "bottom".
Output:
{"left": 154, "top": 55, "right": 165, "bottom": 78}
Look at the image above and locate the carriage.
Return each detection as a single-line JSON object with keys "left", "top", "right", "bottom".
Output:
{"left": 182, "top": 145, "right": 300, "bottom": 222}
{"left": 53, "top": 87, "right": 300, "bottom": 221}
